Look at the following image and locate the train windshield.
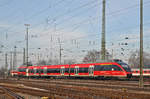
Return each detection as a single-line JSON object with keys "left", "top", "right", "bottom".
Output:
{"left": 119, "top": 63, "right": 131, "bottom": 72}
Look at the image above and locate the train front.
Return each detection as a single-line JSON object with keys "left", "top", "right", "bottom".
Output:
{"left": 119, "top": 62, "right": 132, "bottom": 78}
{"left": 17, "top": 66, "right": 27, "bottom": 77}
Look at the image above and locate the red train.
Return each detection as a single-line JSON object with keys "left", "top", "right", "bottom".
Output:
{"left": 12, "top": 61, "right": 132, "bottom": 79}
{"left": 132, "top": 68, "right": 150, "bottom": 77}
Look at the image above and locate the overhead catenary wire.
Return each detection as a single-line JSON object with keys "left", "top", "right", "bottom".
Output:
{"left": 35, "top": 0, "right": 150, "bottom": 38}
{"left": 4, "top": 0, "right": 150, "bottom": 38}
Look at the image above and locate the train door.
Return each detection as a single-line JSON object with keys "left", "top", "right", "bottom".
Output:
{"left": 43, "top": 67, "right": 47, "bottom": 75}
{"left": 74, "top": 66, "right": 79, "bottom": 76}
{"left": 61, "top": 67, "right": 65, "bottom": 76}
{"left": 89, "top": 65, "right": 94, "bottom": 76}
{"left": 34, "top": 68, "right": 37, "bottom": 76}
{"left": 26, "top": 68, "right": 29, "bottom": 77}
{"left": 111, "top": 65, "right": 123, "bottom": 76}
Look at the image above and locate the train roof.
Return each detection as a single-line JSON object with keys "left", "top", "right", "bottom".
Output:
{"left": 17, "top": 61, "right": 127, "bottom": 69}
{"left": 18, "top": 66, "right": 27, "bottom": 68}
{"left": 131, "top": 68, "right": 150, "bottom": 70}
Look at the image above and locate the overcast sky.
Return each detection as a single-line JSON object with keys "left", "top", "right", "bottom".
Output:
{"left": 0, "top": 0, "right": 150, "bottom": 68}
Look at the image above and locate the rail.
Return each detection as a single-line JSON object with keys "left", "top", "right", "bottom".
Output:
{"left": 0, "top": 86, "right": 24, "bottom": 99}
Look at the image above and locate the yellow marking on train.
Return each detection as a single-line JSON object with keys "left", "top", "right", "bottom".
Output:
{"left": 100, "top": 64, "right": 112, "bottom": 65}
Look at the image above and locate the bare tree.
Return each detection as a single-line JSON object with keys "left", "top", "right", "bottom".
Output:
{"left": 63, "top": 59, "right": 76, "bottom": 64}
{"left": 82, "top": 50, "right": 112, "bottom": 63}
{"left": 128, "top": 51, "right": 150, "bottom": 68}
{"left": 0, "top": 67, "right": 5, "bottom": 77}
{"left": 47, "top": 59, "right": 59, "bottom": 65}
{"left": 37, "top": 60, "right": 47, "bottom": 65}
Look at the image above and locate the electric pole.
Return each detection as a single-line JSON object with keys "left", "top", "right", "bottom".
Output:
{"left": 23, "top": 48, "right": 26, "bottom": 65}
{"left": 25, "top": 24, "right": 30, "bottom": 67}
{"left": 5, "top": 53, "right": 8, "bottom": 78}
{"left": 60, "top": 44, "right": 62, "bottom": 64}
{"left": 13, "top": 46, "right": 17, "bottom": 70}
{"left": 58, "top": 38, "right": 62, "bottom": 64}
{"left": 111, "top": 43, "right": 114, "bottom": 60}
{"left": 139, "top": 0, "right": 144, "bottom": 88}
{"left": 101, "top": 0, "right": 106, "bottom": 61}
{"left": 10, "top": 52, "right": 13, "bottom": 71}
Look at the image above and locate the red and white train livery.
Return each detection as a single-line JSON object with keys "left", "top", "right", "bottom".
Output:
{"left": 13, "top": 61, "right": 132, "bottom": 79}
{"left": 132, "top": 68, "right": 150, "bottom": 77}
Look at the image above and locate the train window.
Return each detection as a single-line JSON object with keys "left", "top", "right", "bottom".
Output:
{"left": 47, "top": 69, "right": 51, "bottom": 73}
{"left": 18, "top": 68, "right": 26, "bottom": 72}
{"left": 70, "top": 68, "right": 74, "bottom": 73}
{"left": 103, "top": 65, "right": 112, "bottom": 71}
{"left": 30, "top": 69, "right": 34, "bottom": 73}
{"left": 56, "top": 68, "right": 60, "bottom": 73}
{"left": 34, "top": 68, "right": 37, "bottom": 74}
{"left": 95, "top": 65, "right": 122, "bottom": 71}
{"left": 47, "top": 68, "right": 60, "bottom": 73}
{"left": 79, "top": 68, "right": 88, "bottom": 73}
{"left": 37, "top": 69, "right": 40, "bottom": 73}
{"left": 144, "top": 71, "right": 147, "bottom": 73}
{"left": 65, "top": 68, "right": 69, "bottom": 73}
{"left": 44, "top": 67, "right": 47, "bottom": 74}
{"left": 94, "top": 65, "right": 104, "bottom": 71}
{"left": 28, "top": 69, "right": 31, "bottom": 73}
{"left": 40, "top": 69, "right": 43, "bottom": 73}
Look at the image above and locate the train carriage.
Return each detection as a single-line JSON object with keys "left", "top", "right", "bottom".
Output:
{"left": 16, "top": 61, "right": 132, "bottom": 79}
{"left": 132, "top": 68, "right": 150, "bottom": 77}
{"left": 17, "top": 66, "right": 27, "bottom": 77}
{"left": 27, "top": 66, "right": 41, "bottom": 77}
{"left": 10, "top": 70, "right": 18, "bottom": 77}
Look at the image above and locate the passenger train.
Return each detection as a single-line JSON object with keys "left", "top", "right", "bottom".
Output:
{"left": 11, "top": 61, "right": 132, "bottom": 79}
{"left": 132, "top": 68, "right": 150, "bottom": 77}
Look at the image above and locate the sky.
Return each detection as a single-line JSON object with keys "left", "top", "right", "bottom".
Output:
{"left": 0, "top": 0, "right": 150, "bottom": 68}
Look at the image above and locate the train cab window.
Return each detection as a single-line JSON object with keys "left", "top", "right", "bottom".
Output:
{"left": 111, "top": 65, "right": 122, "bottom": 71}
{"left": 118, "top": 62, "right": 131, "bottom": 72}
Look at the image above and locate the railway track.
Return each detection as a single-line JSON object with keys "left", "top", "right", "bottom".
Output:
{"left": 1, "top": 78, "right": 150, "bottom": 92}
{"left": 1, "top": 78, "right": 150, "bottom": 99}
{"left": 10, "top": 78, "right": 149, "bottom": 88}
{"left": 0, "top": 86, "right": 24, "bottom": 99}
